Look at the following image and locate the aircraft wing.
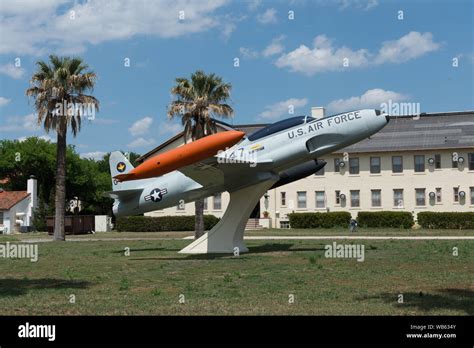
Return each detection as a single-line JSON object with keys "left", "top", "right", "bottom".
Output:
{"left": 177, "top": 158, "right": 274, "bottom": 187}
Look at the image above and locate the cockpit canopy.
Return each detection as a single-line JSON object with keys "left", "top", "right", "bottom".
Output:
{"left": 248, "top": 116, "right": 315, "bottom": 141}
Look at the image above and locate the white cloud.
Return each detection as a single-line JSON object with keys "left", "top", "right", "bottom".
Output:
{"left": 247, "top": 0, "right": 262, "bottom": 11}
{"left": 262, "top": 35, "right": 285, "bottom": 57}
{"left": 80, "top": 151, "right": 107, "bottom": 161}
{"left": 92, "top": 117, "right": 119, "bottom": 125}
{"left": 375, "top": 31, "right": 441, "bottom": 64}
{"left": 240, "top": 36, "right": 285, "bottom": 60}
{"left": 469, "top": 53, "right": 474, "bottom": 64}
{"left": 0, "top": 64, "right": 26, "bottom": 79}
{"left": 18, "top": 134, "right": 52, "bottom": 142}
{"left": 364, "top": 0, "right": 379, "bottom": 9}
{"left": 326, "top": 88, "right": 409, "bottom": 113}
{"left": 220, "top": 14, "right": 246, "bottom": 41}
{"left": 0, "top": 0, "right": 67, "bottom": 15}
{"left": 316, "top": 0, "right": 378, "bottom": 10}
{"left": 0, "top": 113, "right": 40, "bottom": 132}
{"left": 38, "top": 135, "right": 53, "bottom": 142}
{"left": 275, "top": 35, "right": 370, "bottom": 75}
{"left": 276, "top": 31, "right": 440, "bottom": 75}
{"left": 0, "top": 97, "right": 11, "bottom": 106}
{"left": 0, "top": 0, "right": 230, "bottom": 55}
{"left": 222, "top": 21, "right": 237, "bottom": 41}
{"left": 128, "top": 137, "right": 156, "bottom": 149}
{"left": 129, "top": 116, "right": 153, "bottom": 136}
{"left": 239, "top": 47, "right": 259, "bottom": 59}
{"left": 259, "top": 98, "right": 308, "bottom": 120}
{"left": 257, "top": 8, "right": 277, "bottom": 24}
{"left": 127, "top": 121, "right": 179, "bottom": 150}
{"left": 159, "top": 122, "right": 182, "bottom": 135}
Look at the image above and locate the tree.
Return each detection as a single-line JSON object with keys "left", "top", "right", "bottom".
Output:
{"left": 25, "top": 55, "right": 99, "bottom": 241}
{"left": 168, "top": 71, "right": 234, "bottom": 239}
{"left": 0, "top": 137, "right": 56, "bottom": 203}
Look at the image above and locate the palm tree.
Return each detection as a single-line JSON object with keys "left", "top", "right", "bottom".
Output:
{"left": 168, "top": 71, "right": 234, "bottom": 239}
{"left": 26, "top": 55, "right": 99, "bottom": 241}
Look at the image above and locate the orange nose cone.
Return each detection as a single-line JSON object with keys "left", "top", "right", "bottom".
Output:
{"left": 114, "top": 130, "right": 245, "bottom": 182}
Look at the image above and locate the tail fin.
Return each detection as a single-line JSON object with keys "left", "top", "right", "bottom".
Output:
{"left": 109, "top": 151, "right": 134, "bottom": 188}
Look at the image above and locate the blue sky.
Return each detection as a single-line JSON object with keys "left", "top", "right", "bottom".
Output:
{"left": 0, "top": 0, "right": 473, "bottom": 159}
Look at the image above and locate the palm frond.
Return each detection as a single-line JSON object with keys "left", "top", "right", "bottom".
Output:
{"left": 25, "top": 55, "right": 98, "bottom": 138}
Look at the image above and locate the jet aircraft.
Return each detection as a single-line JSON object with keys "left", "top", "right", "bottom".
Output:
{"left": 106, "top": 109, "right": 389, "bottom": 253}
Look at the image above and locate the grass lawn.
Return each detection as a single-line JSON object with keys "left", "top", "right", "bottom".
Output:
{"left": 0, "top": 235, "right": 472, "bottom": 315}
{"left": 7, "top": 227, "right": 474, "bottom": 242}
{"left": 248, "top": 228, "right": 474, "bottom": 237}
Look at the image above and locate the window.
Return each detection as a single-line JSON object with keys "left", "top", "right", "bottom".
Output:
{"left": 297, "top": 191, "right": 307, "bottom": 209}
{"left": 435, "top": 154, "right": 441, "bottom": 169}
{"left": 452, "top": 153, "right": 458, "bottom": 168}
{"left": 335, "top": 190, "right": 341, "bottom": 205}
{"left": 248, "top": 116, "right": 314, "bottom": 141}
{"left": 469, "top": 153, "right": 474, "bottom": 171}
{"left": 280, "top": 192, "right": 286, "bottom": 206}
{"left": 315, "top": 160, "right": 325, "bottom": 175}
{"left": 334, "top": 158, "right": 341, "bottom": 172}
{"left": 371, "top": 190, "right": 381, "bottom": 207}
{"left": 415, "top": 189, "right": 426, "bottom": 206}
{"left": 315, "top": 191, "right": 325, "bottom": 208}
{"left": 414, "top": 155, "right": 425, "bottom": 172}
{"left": 436, "top": 188, "right": 442, "bottom": 203}
{"left": 470, "top": 187, "right": 474, "bottom": 205}
{"left": 203, "top": 197, "right": 208, "bottom": 210}
{"left": 453, "top": 187, "right": 459, "bottom": 203}
{"left": 393, "top": 189, "right": 404, "bottom": 207}
{"left": 213, "top": 193, "right": 222, "bottom": 210}
{"left": 370, "top": 157, "right": 381, "bottom": 174}
{"left": 349, "top": 158, "right": 359, "bottom": 174}
{"left": 350, "top": 190, "right": 360, "bottom": 207}
{"left": 392, "top": 156, "right": 403, "bottom": 173}
{"left": 280, "top": 221, "right": 290, "bottom": 229}
{"left": 0, "top": 211, "right": 3, "bottom": 225}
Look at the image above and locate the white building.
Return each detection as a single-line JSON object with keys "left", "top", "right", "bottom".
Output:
{"left": 0, "top": 176, "right": 38, "bottom": 234}
{"left": 138, "top": 110, "right": 474, "bottom": 228}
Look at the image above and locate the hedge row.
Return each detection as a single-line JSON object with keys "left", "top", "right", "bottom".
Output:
{"left": 115, "top": 212, "right": 474, "bottom": 231}
{"left": 288, "top": 211, "right": 474, "bottom": 229}
{"left": 115, "top": 215, "right": 220, "bottom": 232}
{"left": 417, "top": 212, "right": 474, "bottom": 229}
{"left": 357, "top": 211, "right": 414, "bottom": 229}
{"left": 288, "top": 212, "right": 351, "bottom": 228}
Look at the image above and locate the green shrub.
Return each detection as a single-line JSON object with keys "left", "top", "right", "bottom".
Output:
{"left": 115, "top": 215, "right": 219, "bottom": 232}
{"left": 357, "top": 211, "right": 413, "bottom": 229}
{"left": 417, "top": 212, "right": 474, "bottom": 229}
{"left": 288, "top": 212, "right": 351, "bottom": 228}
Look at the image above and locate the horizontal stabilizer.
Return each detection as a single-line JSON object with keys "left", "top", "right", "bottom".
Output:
{"left": 102, "top": 188, "right": 143, "bottom": 200}
{"left": 113, "top": 173, "right": 135, "bottom": 182}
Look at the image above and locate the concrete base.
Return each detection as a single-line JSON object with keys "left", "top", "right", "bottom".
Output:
{"left": 179, "top": 179, "right": 277, "bottom": 254}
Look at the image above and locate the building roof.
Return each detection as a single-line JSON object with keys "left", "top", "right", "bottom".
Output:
{"left": 336, "top": 111, "right": 474, "bottom": 153}
{"left": 138, "top": 111, "right": 474, "bottom": 162}
{"left": 0, "top": 190, "right": 30, "bottom": 210}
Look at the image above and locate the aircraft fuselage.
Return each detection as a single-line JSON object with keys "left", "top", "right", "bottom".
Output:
{"left": 112, "top": 109, "right": 389, "bottom": 216}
